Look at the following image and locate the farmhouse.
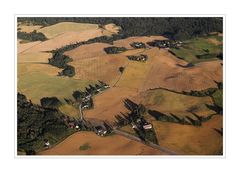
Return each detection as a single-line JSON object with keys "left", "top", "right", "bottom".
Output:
{"left": 130, "top": 42, "right": 146, "bottom": 49}
{"left": 68, "top": 122, "right": 75, "bottom": 128}
{"left": 81, "top": 104, "right": 89, "bottom": 109}
{"left": 127, "top": 54, "right": 148, "bottom": 62}
{"left": 44, "top": 139, "right": 50, "bottom": 148}
{"left": 136, "top": 117, "right": 153, "bottom": 130}
{"left": 143, "top": 123, "right": 153, "bottom": 130}
{"left": 94, "top": 126, "right": 107, "bottom": 136}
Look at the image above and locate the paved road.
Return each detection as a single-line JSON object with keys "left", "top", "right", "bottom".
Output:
{"left": 113, "top": 128, "right": 178, "bottom": 155}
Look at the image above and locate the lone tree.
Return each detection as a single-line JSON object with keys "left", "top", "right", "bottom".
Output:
{"left": 119, "top": 66, "right": 125, "bottom": 73}
{"left": 72, "top": 90, "right": 83, "bottom": 101}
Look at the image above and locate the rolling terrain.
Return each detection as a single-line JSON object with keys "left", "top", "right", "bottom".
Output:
{"left": 17, "top": 18, "right": 223, "bottom": 155}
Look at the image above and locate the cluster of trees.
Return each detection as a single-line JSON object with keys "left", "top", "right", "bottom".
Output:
{"left": 72, "top": 81, "right": 109, "bottom": 101}
{"left": 148, "top": 109, "right": 214, "bottom": 127}
{"left": 127, "top": 54, "right": 148, "bottom": 62}
{"left": 18, "top": 17, "right": 223, "bottom": 40}
{"left": 71, "top": 81, "right": 109, "bottom": 109}
{"left": 48, "top": 52, "right": 72, "bottom": 68}
{"left": 17, "top": 93, "right": 73, "bottom": 154}
{"left": 147, "top": 40, "right": 181, "bottom": 48}
{"left": 40, "top": 97, "right": 62, "bottom": 109}
{"left": 48, "top": 52, "right": 75, "bottom": 77}
{"left": 104, "top": 46, "right": 127, "bottom": 54}
{"left": 51, "top": 35, "right": 122, "bottom": 55}
{"left": 58, "top": 65, "right": 75, "bottom": 77}
{"left": 115, "top": 99, "right": 158, "bottom": 144}
{"left": 17, "top": 30, "right": 47, "bottom": 42}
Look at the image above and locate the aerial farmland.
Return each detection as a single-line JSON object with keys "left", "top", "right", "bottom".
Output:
{"left": 17, "top": 17, "right": 223, "bottom": 156}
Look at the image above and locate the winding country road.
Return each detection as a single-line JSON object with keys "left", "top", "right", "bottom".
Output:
{"left": 78, "top": 93, "right": 177, "bottom": 155}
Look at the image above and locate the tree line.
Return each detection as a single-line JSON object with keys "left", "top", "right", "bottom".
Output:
{"left": 17, "top": 30, "right": 47, "bottom": 42}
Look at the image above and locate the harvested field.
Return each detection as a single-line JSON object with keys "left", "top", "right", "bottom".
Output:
{"left": 17, "top": 40, "right": 42, "bottom": 54}
{"left": 18, "top": 52, "right": 51, "bottom": 63}
{"left": 152, "top": 115, "right": 223, "bottom": 155}
{"left": 115, "top": 57, "right": 151, "bottom": 90}
{"left": 24, "top": 30, "right": 104, "bottom": 53}
{"left": 115, "top": 47, "right": 161, "bottom": 90}
{"left": 37, "top": 22, "right": 99, "bottom": 39}
{"left": 113, "top": 47, "right": 222, "bottom": 92}
{"left": 64, "top": 43, "right": 111, "bottom": 61}
{"left": 120, "top": 48, "right": 146, "bottom": 56}
{"left": 70, "top": 54, "right": 128, "bottom": 84}
{"left": 17, "top": 19, "right": 223, "bottom": 156}
{"left": 141, "top": 49, "right": 223, "bottom": 92}
{"left": 39, "top": 132, "right": 164, "bottom": 155}
{"left": 18, "top": 63, "right": 59, "bottom": 77}
{"left": 84, "top": 87, "right": 139, "bottom": 123}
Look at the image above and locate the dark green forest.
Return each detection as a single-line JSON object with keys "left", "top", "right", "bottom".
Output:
{"left": 17, "top": 93, "right": 74, "bottom": 153}
{"left": 18, "top": 17, "right": 223, "bottom": 40}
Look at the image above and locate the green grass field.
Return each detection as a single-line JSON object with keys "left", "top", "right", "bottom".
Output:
{"left": 212, "top": 89, "right": 223, "bottom": 108}
{"left": 141, "top": 88, "right": 215, "bottom": 119}
{"left": 170, "top": 35, "right": 222, "bottom": 64}
{"left": 18, "top": 70, "right": 96, "bottom": 104}
{"left": 59, "top": 104, "right": 79, "bottom": 118}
